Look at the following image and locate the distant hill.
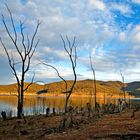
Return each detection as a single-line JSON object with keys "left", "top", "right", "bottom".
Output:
{"left": 0, "top": 80, "right": 125, "bottom": 96}
{"left": 0, "top": 83, "right": 44, "bottom": 95}
{"left": 0, "top": 79, "right": 140, "bottom": 97}
{"left": 125, "top": 81, "right": 140, "bottom": 96}
{"left": 44, "top": 80, "right": 123, "bottom": 95}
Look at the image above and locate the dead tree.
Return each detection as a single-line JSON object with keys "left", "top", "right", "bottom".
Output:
{"left": 42, "top": 35, "right": 77, "bottom": 113}
{"left": 89, "top": 54, "right": 97, "bottom": 111}
{"left": 120, "top": 71, "right": 126, "bottom": 100}
{"left": 0, "top": 5, "right": 40, "bottom": 118}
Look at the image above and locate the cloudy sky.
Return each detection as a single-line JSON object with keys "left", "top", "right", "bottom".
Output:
{"left": 0, "top": 0, "right": 140, "bottom": 85}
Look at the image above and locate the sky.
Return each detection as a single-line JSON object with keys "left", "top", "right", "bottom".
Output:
{"left": 0, "top": 0, "right": 140, "bottom": 85}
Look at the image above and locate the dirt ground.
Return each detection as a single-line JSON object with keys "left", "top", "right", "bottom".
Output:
{"left": 0, "top": 109, "right": 140, "bottom": 140}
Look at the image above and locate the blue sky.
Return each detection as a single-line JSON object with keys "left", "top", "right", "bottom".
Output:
{"left": 0, "top": 0, "right": 140, "bottom": 84}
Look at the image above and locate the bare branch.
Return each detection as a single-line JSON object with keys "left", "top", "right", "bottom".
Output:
{"left": 74, "top": 44, "right": 77, "bottom": 68}
{"left": 120, "top": 70, "right": 126, "bottom": 100}
{"left": 66, "top": 35, "right": 72, "bottom": 53}
{"left": 1, "top": 4, "right": 40, "bottom": 118}
{"left": 60, "top": 35, "right": 70, "bottom": 56}
{"left": 89, "top": 52, "right": 97, "bottom": 110}
{"left": 30, "top": 39, "right": 40, "bottom": 58}
{"left": 24, "top": 72, "right": 35, "bottom": 92}
{"left": 40, "top": 62, "right": 68, "bottom": 92}
{"left": 20, "top": 21, "right": 27, "bottom": 57}
{"left": 72, "top": 36, "right": 76, "bottom": 50}
{"left": 120, "top": 70, "right": 124, "bottom": 83}
{"left": 63, "top": 36, "right": 77, "bottom": 112}
{"left": 89, "top": 55, "right": 94, "bottom": 74}
{"left": 27, "top": 34, "right": 30, "bottom": 50}
{"left": 1, "top": 12, "right": 23, "bottom": 60}
{"left": 5, "top": 4, "right": 17, "bottom": 42}
{"left": 29, "top": 20, "right": 40, "bottom": 54}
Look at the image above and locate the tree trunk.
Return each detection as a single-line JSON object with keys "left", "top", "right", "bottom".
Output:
{"left": 65, "top": 96, "right": 69, "bottom": 113}
{"left": 17, "top": 95, "right": 23, "bottom": 119}
{"left": 94, "top": 77, "right": 97, "bottom": 111}
{"left": 17, "top": 85, "right": 24, "bottom": 119}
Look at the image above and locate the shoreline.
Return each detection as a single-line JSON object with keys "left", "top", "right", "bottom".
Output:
{"left": 0, "top": 109, "right": 140, "bottom": 140}
{"left": 0, "top": 92, "right": 135, "bottom": 99}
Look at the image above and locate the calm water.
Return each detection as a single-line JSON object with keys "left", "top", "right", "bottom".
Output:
{"left": 0, "top": 95, "right": 138, "bottom": 117}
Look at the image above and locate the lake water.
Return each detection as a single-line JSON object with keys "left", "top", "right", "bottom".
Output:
{"left": 0, "top": 95, "right": 138, "bottom": 117}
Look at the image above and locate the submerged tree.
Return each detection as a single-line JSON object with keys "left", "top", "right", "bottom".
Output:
{"left": 89, "top": 54, "right": 97, "bottom": 111}
{"left": 42, "top": 35, "right": 77, "bottom": 113}
{"left": 0, "top": 5, "right": 40, "bottom": 118}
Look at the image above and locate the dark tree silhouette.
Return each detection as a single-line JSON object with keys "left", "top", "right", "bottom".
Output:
{"left": 0, "top": 5, "right": 40, "bottom": 118}
{"left": 42, "top": 35, "right": 77, "bottom": 113}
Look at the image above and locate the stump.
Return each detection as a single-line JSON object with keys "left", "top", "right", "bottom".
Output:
{"left": 46, "top": 108, "right": 50, "bottom": 117}
{"left": 1, "top": 111, "right": 6, "bottom": 120}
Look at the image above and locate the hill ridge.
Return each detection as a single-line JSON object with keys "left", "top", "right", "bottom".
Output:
{"left": 0, "top": 79, "right": 139, "bottom": 96}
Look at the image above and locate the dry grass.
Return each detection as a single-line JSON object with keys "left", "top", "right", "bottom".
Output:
{"left": 0, "top": 109, "right": 140, "bottom": 140}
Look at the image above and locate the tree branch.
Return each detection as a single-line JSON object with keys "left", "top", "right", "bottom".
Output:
{"left": 40, "top": 62, "right": 68, "bottom": 93}
{"left": 24, "top": 72, "right": 35, "bottom": 92}
{"left": 5, "top": 4, "right": 17, "bottom": 42}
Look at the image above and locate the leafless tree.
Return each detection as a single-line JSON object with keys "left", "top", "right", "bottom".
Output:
{"left": 0, "top": 5, "right": 40, "bottom": 118}
{"left": 120, "top": 71, "right": 126, "bottom": 100}
{"left": 42, "top": 35, "right": 77, "bottom": 113}
{"left": 89, "top": 53, "right": 97, "bottom": 111}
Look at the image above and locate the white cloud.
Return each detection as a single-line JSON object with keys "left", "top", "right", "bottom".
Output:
{"left": 29, "top": 64, "right": 76, "bottom": 82}
{"left": 89, "top": 0, "right": 106, "bottom": 11}
{"left": 127, "top": 25, "right": 140, "bottom": 44}
{"left": 132, "top": 30, "right": 140, "bottom": 44}
{"left": 119, "top": 32, "right": 126, "bottom": 42}
{"left": 117, "top": 24, "right": 140, "bottom": 50}
{"left": 110, "top": 4, "right": 132, "bottom": 15}
{"left": 42, "top": 47, "right": 67, "bottom": 61}
{"left": 133, "top": 32, "right": 140, "bottom": 43}
{"left": 132, "top": 0, "right": 140, "bottom": 4}
{"left": 0, "top": 0, "right": 140, "bottom": 84}
{"left": 0, "top": 46, "right": 6, "bottom": 57}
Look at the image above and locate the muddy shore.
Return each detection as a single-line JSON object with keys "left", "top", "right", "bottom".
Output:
{"left": 0, "top": 109, "right": 140, "bottom": 140}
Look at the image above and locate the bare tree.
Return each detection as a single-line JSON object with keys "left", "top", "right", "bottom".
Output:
{"left": 42, "top": 35, "right": 77, "bottom": 113}
{"left": 0, "top": 5, "right": 40, "bottom": 118}
{"left": 120, "top": 71, "right": 126, "bottom": 100}
{"left": 89, "top": 53, "right": 97, "bottom": 111}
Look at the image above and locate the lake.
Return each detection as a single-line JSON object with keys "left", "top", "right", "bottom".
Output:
{"left": 0, "top": 95, "right": 138, "bottom": 117}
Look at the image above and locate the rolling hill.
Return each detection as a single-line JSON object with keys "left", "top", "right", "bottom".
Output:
{"left": 0, "top": 79, "right": 140, "bottom": 97}
{"left": 0, "top": 83, "right": 43, "bottom": 95}
{"left": 125, "top": 81, "right": 140, "bottom": 96}
{"left": 0, "top": 79, "right": 131, "bottom": 97}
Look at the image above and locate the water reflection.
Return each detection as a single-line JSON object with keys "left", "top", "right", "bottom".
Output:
{"left": 0, "top": 95, "right": 136, "bottom": 117}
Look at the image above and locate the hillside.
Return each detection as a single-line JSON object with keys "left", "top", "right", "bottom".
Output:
{"left": 125, "top": 81, "right": 140, "bottom": 96}
{"left": 0, "top": 83, "right": 44, "bottom": 95}
{"left": 1, "top": 79, "right": 140, "bottom": 97}
{"left": 44, "top": 80, "right": 124, "bottom": 95}
{"left": 0, "top": 79, "right": 126, "bottom": 96}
